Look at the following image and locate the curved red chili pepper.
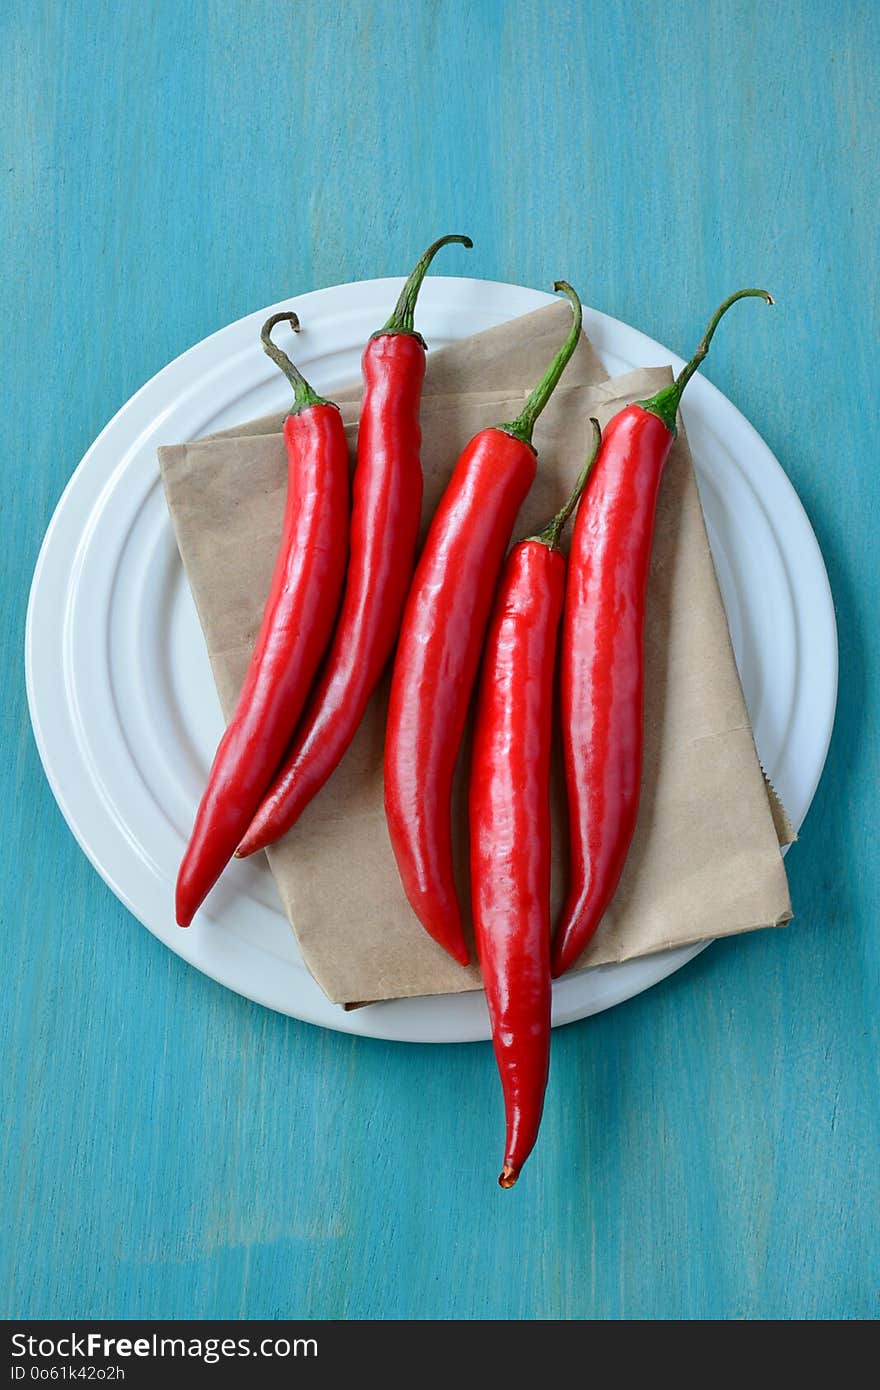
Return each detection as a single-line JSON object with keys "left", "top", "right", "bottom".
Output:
{"left": 385, "top": 282, "right": 584, "bottom": 966}
{"left": 471, "top": 424, "right": 601, "bottom": 1188}
{"left": 552, "top": 289, "right": 774, "bottom": 978}
{"left": 236, "top": 235, "right": 472, "bottom": 859}
{"left": 175, "top": 314, "right": 349, "bottom": 927}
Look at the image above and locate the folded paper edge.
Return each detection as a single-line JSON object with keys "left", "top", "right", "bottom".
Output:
{"left": 341, "top": 908, "right": 795, "bottom": 1010}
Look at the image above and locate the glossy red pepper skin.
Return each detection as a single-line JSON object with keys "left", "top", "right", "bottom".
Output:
{"left": 236, "top": 234, "right": 472, "bottom": 858}
{"left": 470, "top": 540, "right": 563, "bottom": 1186}
{"left": 551, "top": 405, "right": 672, "bottom": 976}
{"left": 176, "top": 403, "right": 349, "bottom": 926}
{"left": 385, "top": 428, "right": 537, "bottom": 966}
{"left": 384, "top": 281, "right": 584, "bottom": 966}
{"left": 236, "top": 334, "right": 426, "bottom": 856}
{"left": 551, "top": 287, "right": 775, "bottom": 977}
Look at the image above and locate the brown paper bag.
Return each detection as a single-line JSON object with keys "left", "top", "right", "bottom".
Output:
{"left": 160, "top": 301, "right": 792, "bottom": 1005}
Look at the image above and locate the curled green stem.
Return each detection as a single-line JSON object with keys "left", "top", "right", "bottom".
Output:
{"left": 261, "top": 312, "right": 330, "bottom": 416}
{"left": 501, "top": 281, "right": 583, "bottom": 448}
{"left": 530, "top": 418, "right": 602, "bottom": 549}
{"left": 640, "top": 288, "right": 774, "bottom": 433}
{"left": 378, "top": 233, "right": 474, "bottom": 342}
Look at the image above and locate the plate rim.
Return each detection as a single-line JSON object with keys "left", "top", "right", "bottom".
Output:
{"left": 25, "top": 275, "right": 838, "bottom": 1043}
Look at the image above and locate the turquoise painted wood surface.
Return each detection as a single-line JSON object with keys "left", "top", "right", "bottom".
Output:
{"left": 2, "top": 0, "right": 878, "bottom": 1321}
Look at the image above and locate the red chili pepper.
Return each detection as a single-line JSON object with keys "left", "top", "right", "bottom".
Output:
{"left": 236, "top": 235, "right": 472, "bottom": 859}
{"left": 385, "top": 282, "right": 584, "bottom": 966}
{"left": 552, "top": 289, "right": 774, "bottom": 978}
{"left": 471, "top": 422, "right": 601, "bottom": 1188}
{"left": 175, "top": 314, "right": 349, "bottom": 927}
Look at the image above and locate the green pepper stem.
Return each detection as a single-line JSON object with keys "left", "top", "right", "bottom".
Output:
{"left": 501, "top": 281, "right": 583, "bottom": 448}
{"left": 261, "top": 312, "right": 330, "bottom": 415}
{"left": 529, "top": 419, "right": 602, "bottom": 550}
{"left": 639, "top": 288, "right": 774, "bottom": 433}
{"left": 378, "top": 234, "right": 474, "bottom": 342}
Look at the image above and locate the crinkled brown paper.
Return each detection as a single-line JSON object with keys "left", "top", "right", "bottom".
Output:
{"left": 159, "top": 299, "right": 793, "bottom": 1007}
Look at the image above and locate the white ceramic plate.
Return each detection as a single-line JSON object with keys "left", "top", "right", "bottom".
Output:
{"left": 25, "top": 277, "right": 837, "bottom": 1043}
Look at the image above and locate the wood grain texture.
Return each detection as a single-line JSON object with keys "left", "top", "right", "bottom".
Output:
{"left": 2, "top": 0, "right": 878, "bottom": 1321}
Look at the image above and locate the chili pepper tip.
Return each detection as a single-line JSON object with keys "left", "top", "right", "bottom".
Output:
{"left": 498, "top": 1165, "right": 520, "bottom": 1189}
